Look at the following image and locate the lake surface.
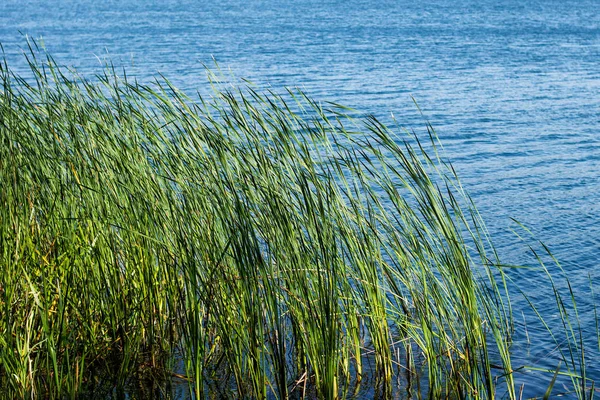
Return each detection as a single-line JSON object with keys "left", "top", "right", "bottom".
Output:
{"left": 1, "top": 0, "right": 599, "bottom": 397}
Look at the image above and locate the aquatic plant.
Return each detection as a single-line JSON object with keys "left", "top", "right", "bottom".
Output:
{"left": 0, "top": 44, "right": 595, "bottom": 399}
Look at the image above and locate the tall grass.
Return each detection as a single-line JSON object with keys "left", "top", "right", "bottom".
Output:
{"left": 0, "top": 45, "right": 594, "bottom": 399}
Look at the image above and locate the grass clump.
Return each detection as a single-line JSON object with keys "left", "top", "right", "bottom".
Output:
{"left": 1, "top": 45, "right": 590, "bottom": 399}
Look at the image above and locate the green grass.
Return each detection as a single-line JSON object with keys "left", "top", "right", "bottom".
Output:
{"left": 0, "top": 44, "right": 595, "bottom": 399}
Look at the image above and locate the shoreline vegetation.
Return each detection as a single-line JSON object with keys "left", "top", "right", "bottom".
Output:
{"left": 0, "top": 45, "right": 596, "bottom": 399}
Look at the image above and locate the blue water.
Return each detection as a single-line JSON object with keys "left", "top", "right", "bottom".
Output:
{"left": 2, "top": 0, "right": 599, "bottom": 397}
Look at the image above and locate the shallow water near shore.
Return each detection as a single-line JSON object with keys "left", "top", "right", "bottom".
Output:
{"left": 1, "top": 0, "right": 599, "bottom": 397}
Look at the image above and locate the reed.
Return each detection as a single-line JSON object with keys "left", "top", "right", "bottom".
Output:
{"left": 0, "top": 44, "right": 594, "bottom": 399}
